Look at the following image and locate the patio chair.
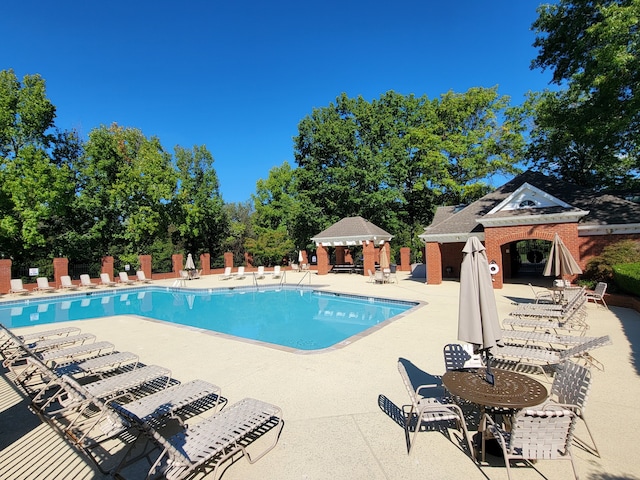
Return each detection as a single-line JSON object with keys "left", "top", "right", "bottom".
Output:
{"left": 290, "top": 263, "right": 300, "bottom": 272}
{"left": 397, "top": 358, "right": 474, "bottom": 457}
{"left": 586, "top": 282, "right": 607, "bottom": 308}
{"left": 219, "top": 266, "right": 233, "bottom": 280}
{"left": 500, "top": 329, "right": 598, "bottom": 349}
{"left": 136, "top": 270, "right": 153, "bottom": 283}
{"left": 9, "top": 279, "right": 29, "bottom": 295}
{"left": 60, "top": 275, "right": 79, "bottom": 290}
{"left": 144, "top": 397, "right": 283, "bottom": 480}
{"left": 80, "top": 274, "right": 99, "bottom": 288}
{"left": 100, "top": 273, "right": 117, "bottom": 287}
{"left": 191, "top": 269, "right": 201, "bottom": 279}
{"left": 483, "top": 407, "right": 579, "bottom": 480}
{"left": 374, "top": 271, "right": 386, "bottom": 284}
{"left": 542, "top": 360, "right": 600, "bottom": 456}
{"left": 528, "top": 283, "right": 555, "bottom": 304}
{"left": 502, "top": 314, "right": 589, "bottom": 336}
{"left": 35, "top": 277, "right": 56, "bottom": 292}
{"left": 118, "top": 271, "right": 136, "bottom": 285}
{"left": 272, "top": 265, "right": 282, "bottom": 278}
{"left": 3, "top": 332, "right": 98, "bottom": 369}
{"left": 368, "top": 269, "right": 375, "bottom": 283}
{"left": 443, "top": 344, "right": 473, "bottom": 371}
{"left": 255, "top": 266, "right": 265, "bottom": 279}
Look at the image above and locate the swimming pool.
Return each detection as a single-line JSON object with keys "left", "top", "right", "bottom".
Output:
{"left": 0, "top": 286, "right": 420, "bottom": 351}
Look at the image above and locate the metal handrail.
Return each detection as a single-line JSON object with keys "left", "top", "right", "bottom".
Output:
{"left": 295, "top": 271, "right": 311, "bottom": 287}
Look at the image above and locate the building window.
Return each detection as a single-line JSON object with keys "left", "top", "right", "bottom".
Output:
{"left": 518, "top": 199, "right": 536, "bottom": 208}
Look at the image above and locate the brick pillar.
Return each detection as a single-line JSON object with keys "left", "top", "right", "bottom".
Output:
{"left": 0, "top": 259, "right": 12, "bottom": 294}
{"left": 172, "top": 254, "right": 184, "bottom": 276}
{"left": 139, "top": 254, "right": 152, "bottom": 279}
{"left": 244, "top": 252, "right": 253, "bottom": 267}
{"left": 345, "top": 249, "right": 353, "bottom": 263}
{"left": 485, "top": 241, "right": 503, "bottom": 289}
{"left": 224, "top": 252, "right": 234, "bottom": 268}
{"left": 335, "top": 246, "right": 345, "bottom": 264}
{"left": 426, "top": 242, "right": 442, "bottom": 285}
{"left": 400, "top": 247, "right": 411, "bottom": 272}
{"left": 316, "top": 245, "right": 329, "bottom": 275}
{"left": 363, "top": 240, "right": 376, "bottom": 277}
{"left": 53, "top": 257, "right": 68, "bottom": 288}
{"left": 200, "top": 253, "right": 210, "bottom": 275}
{"left": 101, "top": 256, "right": 114, "bottom": 279}
{"left": 300, "top": 250, "right": 308, "bottom": 265}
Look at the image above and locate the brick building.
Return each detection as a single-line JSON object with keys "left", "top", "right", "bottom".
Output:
{"left": 419, "top": 171, "right": 640, "bottom": 288}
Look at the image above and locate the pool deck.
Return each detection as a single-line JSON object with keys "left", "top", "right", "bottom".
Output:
{"left": 1, "top": 271, "right": 639, "bottom": 479}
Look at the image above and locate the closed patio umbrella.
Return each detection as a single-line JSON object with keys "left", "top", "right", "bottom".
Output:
{"left": 543, "top": 233, "right": 582, "bottom": 278}
{"left": 298, "top": 250, "right": 304, "bottom": 264}
{"left": 185, "top": 253, "right": 196, "bottom": 270}
{"left": 379, "top": 245, "right": 390, "bottom": 270}
{"left": 458, "top": 237, "right": 502, "bottom": 377}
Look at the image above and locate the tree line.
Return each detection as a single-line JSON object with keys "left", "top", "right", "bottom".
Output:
{"left": 2, "top": 0, "right": 638, "bottom": 272}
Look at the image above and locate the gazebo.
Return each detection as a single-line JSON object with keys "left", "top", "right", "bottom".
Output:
{"left": 311, "top": 216, "right": 393, "bottom": 276}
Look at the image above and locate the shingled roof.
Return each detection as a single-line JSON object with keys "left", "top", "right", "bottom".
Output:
{"left": 420, "top": 170, "right": 640, "bottom": 243}
{"left": 311, "top": 216, "right": 393, "bottom": 246}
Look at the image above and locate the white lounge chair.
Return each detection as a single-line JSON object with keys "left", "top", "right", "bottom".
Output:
{"left": 80, "top": 274, "right": 98, "bottom": 289}
{"left": 219, "top": 266, "right": 233, "bottom": 280}
{"left": 272, "top": 265, "right": 282, "bottom": 278}
{"left": 59, "top": 275, "right": 79, "bottom": 290}
{"left": 145, "top": 397, "right": 283, "bottom": 480}
{"left": 9, "top": 279, "right": 29, "bottom": 295}
{"left": 235, "top": 266, "right": 246, "bottom": 279}
{"left": 118, "top": 271, "right": 135, "bottom": 285}
{"left": 136, "top": 270, "right": 153, "bottom": 283}
{"left": 99, "top": 273, "right": 117, "bottom": 287}
{"left": 255, "top": 266, "right": 265, "bottom": 279}
{"left": 35, "top": 277, "right": 55, "bottom": 292}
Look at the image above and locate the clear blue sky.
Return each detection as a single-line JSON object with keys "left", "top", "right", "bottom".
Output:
{"left": 2, "top": 0, "right": 554, "bottom": 203}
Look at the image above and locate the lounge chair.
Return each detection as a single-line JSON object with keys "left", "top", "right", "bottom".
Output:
{"left": 35, "top": 277, "right": 56, "bottom": 293}
{"left": 368, "top": 269, "right": 375, "bottom": 283}
{"left": 144, "top": 397, "right": 283, "bottom": 480}
{"left": 483, "top": 407, "right": 579, "bottom": 479}
{"left": 3, "top": 332, "right": 98, "bottom": 367}
{"left": 272, "top": 265, "right": 282, "bottom": 278}
{"left": 528, "top": 283, "right": 555, "bottom": 304}
{"left": 60, "top": 275, "right": 79, "bottom": 290}
{"left": 255, "top": 266, "right": 265, "bottom": 279}
{"left": 118, "top": 271, "right": 135, "bottom": 285}
{"left": 374, "top": 271, "right": 386, "bottom": 284}
{"left": 500, "top": 329, "right": 598, "bottom": 348}
{"left": 290, "top": 263, "right": 300, "bottom": 272}
{"left": 492, "top": 335, "right": 612, "bottom": 378}
{"left": 586, "top": 282, "right": 608, "bottom": 308}
{"left": 80, "top": 274, "right": 99, "bottom": 289}
{"left": 219, "top": 266, "right": 233, "bottom": 280}
{"left": 397, "top": 358, "right": 474, "bottom": 457}
{"left": 135, "top": 270, "right": 153, "bottom": 283}
{"left": 191, "top": 269, "right": 201, "bottom": 279}
{"left": 100, "top": 273, "right": 117, "bottom": 287}
{"left": 9, "top": 279, "right": 29, "bottom": 295}
{"left": 235, "top": 266, "right": 246, "bottom": 279}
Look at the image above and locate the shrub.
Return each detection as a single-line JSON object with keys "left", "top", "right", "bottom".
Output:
{"left": 612, "top": 263, "right": 640, "bottom": 296}
{"left": 582, "top": 240, "right": 640, "bottom": 290}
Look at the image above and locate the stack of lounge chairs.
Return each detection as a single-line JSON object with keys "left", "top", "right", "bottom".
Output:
{"left": 0, "top": 322, "right": 283, "bottom": 479}
{"left": 493, "top": 285, "right": 611, "bottom": 378}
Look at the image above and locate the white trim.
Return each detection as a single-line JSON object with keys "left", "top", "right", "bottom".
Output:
{"left": 312, "top": 234, "right": 393, "bottom": 247}
{"left": 487, "top": 182, "right": 573, "bottom": 214}
{"left": 578, "top": 223, "right": 640, "bottom": 236}
{"left": 418, "top": 233, "right": 485, "bottom": 244}
{"left": 478, "top": 210, "right": 589, "bottom": 227}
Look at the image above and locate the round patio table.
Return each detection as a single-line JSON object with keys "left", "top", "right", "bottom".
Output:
{"left": 442, "top": 368, "right": 547, "bottom": 409}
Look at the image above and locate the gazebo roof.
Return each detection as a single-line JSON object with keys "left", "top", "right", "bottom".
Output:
{"left": 311, "top": 216, "right": 393, "bottom": 246}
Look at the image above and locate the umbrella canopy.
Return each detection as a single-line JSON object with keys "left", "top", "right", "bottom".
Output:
{"left": 458, "top": 237, "right": 502, "bottom": 353}
{"left": 379, "top": 246, "right": 390, "bottom": 269}
{"left": 185, "top": 253, "right": 196, "bottom": 270}
{"left": 543, "top": 233, "right": 583, "bottom": 278}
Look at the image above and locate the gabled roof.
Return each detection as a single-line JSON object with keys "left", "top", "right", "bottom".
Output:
{"left": 311, "top": 216, "right": 393, "bottom": 246}
{"left": 420, "top": 170, "right": 640, "bottom": 243}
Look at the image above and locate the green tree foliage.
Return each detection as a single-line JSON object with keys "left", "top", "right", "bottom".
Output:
{"left": 293, "top": 89, "right": 525, "bottom": 250}
{"left": 74, "top": 124, "right": 177, "bottom": 260}
{"left": 223, "top": 202, "right": 254, "bottom": 265}
{"left": 173, "top": 145, "right": 228, "bottom": 260}
{"left": 529, "top": 0, "right": 640, "bottom": 189}
{"left": 582, "top": 239, "right": 640, "bottom": 287}
{"left": 244, "top": 226, "right": 295, "bottom": 266}
{"left": 0, "top": 69, "right": 76, "bottom": 259}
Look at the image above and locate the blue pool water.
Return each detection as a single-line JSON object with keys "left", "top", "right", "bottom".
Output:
{"left": 0, "top": 287, "right": 418, "bottom": 351}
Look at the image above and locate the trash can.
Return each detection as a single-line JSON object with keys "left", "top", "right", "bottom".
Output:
{"left": 390, "top": 264, "right": 397, "bottom": 273}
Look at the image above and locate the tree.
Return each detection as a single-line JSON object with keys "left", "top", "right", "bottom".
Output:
{"left": 244, "top": 226, "right": 295, "bottom": 266}
{"left": 222, "top": 202, "right": 254, "bottom": 265}
{"left": 0, "top": 69, "right": 76, "bottom": 260}
{"left": 75, "top": 124, "right": 176, "bottom": 263}
{"left": 529, "top": 0, "right": 640, "bottom": 189}
{"left": 173, "top": 145, "right": 228, "bottom": 260}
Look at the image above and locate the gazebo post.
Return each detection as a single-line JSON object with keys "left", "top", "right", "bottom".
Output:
{"left": 363, "top": 240, "right": 376, "bottom": 276}
{"left": 316, "top": 244, "right": 330, "bottom": 275}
